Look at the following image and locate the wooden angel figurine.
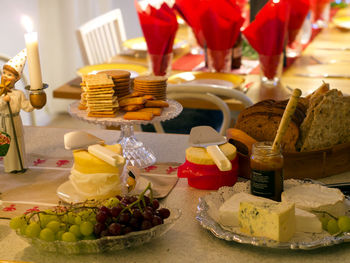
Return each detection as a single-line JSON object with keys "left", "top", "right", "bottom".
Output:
{"left": 0, "top": 49, "right": 34, "bottom": 173}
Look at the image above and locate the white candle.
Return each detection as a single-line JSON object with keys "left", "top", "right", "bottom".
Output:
{"left": 22, "top": 15, "right": 42, "bottom": 90}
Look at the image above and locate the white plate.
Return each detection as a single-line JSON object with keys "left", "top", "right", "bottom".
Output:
{"left": 196, "top": 179, "right": 350, "bottom": 250}
{"left": 57, "top": 180, "right": 85, "bottom": 203}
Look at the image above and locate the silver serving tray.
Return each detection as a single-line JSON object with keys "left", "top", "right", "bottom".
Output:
{"left": 196, "top": 179, "right": 350, "bottom": 250}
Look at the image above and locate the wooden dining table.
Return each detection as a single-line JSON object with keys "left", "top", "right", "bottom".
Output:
{"left": 1, "top": 126, "right": 350, "bottom": 262}
{"left": 52, "top": 9, "right": 350, "bottom": 112}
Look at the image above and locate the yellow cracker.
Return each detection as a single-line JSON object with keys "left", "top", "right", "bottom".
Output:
{"left": 122, "top": 104, "right": 144, "bottom": 111}
{"left": 145, "top": 100, "right": 169, "bottom": 108}
{"left": 119, "top": 97, "right": 146, "bottom": 107}
{"left": 134, "top": 75, "right": 167, "bottom": 82}
{"left": 138, "top": 107, "right": 163, "bottom": 116}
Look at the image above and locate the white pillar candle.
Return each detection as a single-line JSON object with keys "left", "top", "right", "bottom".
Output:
{"left": 22, "top": 16, "right": 43, "bottom": 91}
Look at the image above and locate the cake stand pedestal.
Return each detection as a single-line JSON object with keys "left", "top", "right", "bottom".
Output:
{"left": 69, "top": 100, "right": 182, "bottom": 168}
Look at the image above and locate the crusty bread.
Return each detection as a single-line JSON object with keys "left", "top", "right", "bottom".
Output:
{"left": 297, "top": 89, "right": 350, "bottom": 151}
{"left": 235, "top": 99, "right": 306, "bottom": 152}
{"left": 235, "top": 113, "right": 300, "bottom": 152}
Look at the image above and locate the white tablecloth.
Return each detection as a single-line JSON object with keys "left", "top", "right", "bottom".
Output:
{"left": 1, "top": 126, "right": 350, "bottom": 263}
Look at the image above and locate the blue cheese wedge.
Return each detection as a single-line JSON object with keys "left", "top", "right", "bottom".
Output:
{"left": 219, "top": 192, "right": 322, "bottom": 233}
{"left": 281, "top": 184, "right": 345, "bottom": 217}
{"left": 239, "top": 201, "right": 296, "bottom": 242}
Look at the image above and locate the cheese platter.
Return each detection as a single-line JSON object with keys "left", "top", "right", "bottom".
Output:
{"left": 196, "top": 179, "right": 350, "bottom": 249}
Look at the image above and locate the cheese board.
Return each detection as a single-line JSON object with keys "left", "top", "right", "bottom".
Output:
{"left": 196, "top": 179, "right": 350, "bottom": 249}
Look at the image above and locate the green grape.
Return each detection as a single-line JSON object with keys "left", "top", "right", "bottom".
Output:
{"left": 56, "top": 230, "right": 65, "bottom": 240}
{"left": 80, "top": 221, "right": 94, "bottom": 236}
{"left": 104, "top": 197, "right": 120, "bottom": 208}
{"left": 67, "top": 212, "right": 76, "bottom": 225}
{"left": 69, "top": 224, "right": 82, "bottom": 238}
{"left": 319, "top": 216, "right": 330, "bottom": 231}
{"left": 20, "top": 224, "right": 28, "bottom": 235}
{"left": 327, "top": 218, "right": 340, "bottom": 235}
{"left": 46, "top": 221, "right": 61, "bottom": 233}
{"left": 25, "top": 222, "right": 41, "bottom": 238}
{"left": 74, "top": 216, "right": 82, "bottom": 225}
{"left": 61, "top": 232, "right": 77, "bottom": 242}
{"left": 39, "top": 228, "right": 55, "bottom": 242}
{"left": 39, "top": 214, "right": 51, "bottom": 227}
{"left": 9, "top": 216, "right": 26, "bottom": 230}
{"left": 338, "top": 216, "right": 350, "bottom": 232}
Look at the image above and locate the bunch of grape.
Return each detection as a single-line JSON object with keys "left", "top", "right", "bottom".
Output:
{"left": 94, "top": 195, "right": 170, "bottom": 238}
{"left": 9, "top": 184, "right": 170, "bottom": 242}
{"left": 319, "top": 213, "right": 350, "bottom": 235}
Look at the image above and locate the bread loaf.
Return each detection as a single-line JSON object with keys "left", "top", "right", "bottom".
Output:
{"left": 297, "top": 89, "right": 350, "bottom": 151}
{"left": 235, "top": 100, "right": 306, "bottom": 152}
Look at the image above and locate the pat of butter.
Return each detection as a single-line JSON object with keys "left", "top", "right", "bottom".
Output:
{"left": 87, "top": 144, "right": 125, "bottom": 167}
{"left": 206, "top": 145, "right": 232, "bottom": 171}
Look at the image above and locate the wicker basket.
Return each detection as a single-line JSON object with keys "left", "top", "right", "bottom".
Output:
{"left": 229, "top": 140, "right": 350, "bottom": 180}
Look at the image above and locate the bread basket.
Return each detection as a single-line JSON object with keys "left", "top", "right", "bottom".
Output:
{"left": 228, "top": 137, "right": 350, "bottom": 179}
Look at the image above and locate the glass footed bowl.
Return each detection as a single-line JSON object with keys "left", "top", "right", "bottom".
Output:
{"left": 16, "top": 207, "right": 181, "bottom": 254}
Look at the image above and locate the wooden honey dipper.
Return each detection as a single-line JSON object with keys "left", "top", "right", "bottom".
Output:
{"left": 272, "top": 88, "right": 302, "bottom": 152}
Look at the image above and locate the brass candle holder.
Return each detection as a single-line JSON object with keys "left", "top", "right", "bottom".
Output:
{"left": 25, "top": 83, "right": 48, "bottom": 109}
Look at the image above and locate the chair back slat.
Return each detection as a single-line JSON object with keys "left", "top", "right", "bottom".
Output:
{"left": 77, "top": 8, "right": 126, "bottom": 65}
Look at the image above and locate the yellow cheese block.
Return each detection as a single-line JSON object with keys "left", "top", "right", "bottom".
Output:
{"left": 186, "top": 142, "right": 236, "bottom": 165}
{"left": 239, "top": 201, "right": 296, "bottom": 242}
{"left": 73, "top": 144, "right": 123, "bottom": 174}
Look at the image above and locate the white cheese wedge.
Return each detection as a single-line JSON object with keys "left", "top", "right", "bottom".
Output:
{"left": 218, "top": 192, "right": 322, "bottom": 233}
{"left": 239, "top": 201, "right": 295, "bottom": 242}
{"left": 281, "top": 184, "right": 346, "bottom": 217}
{"left": 295, "top": 208, "right": 322, "bottom": 233}
{"left": 87, "top": 144, "right": 125, "bottom": 167}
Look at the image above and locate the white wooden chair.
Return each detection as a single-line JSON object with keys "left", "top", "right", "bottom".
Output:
{"left": 76, "top": 9, "right": 127, "bottom": 65}
{"left": 0, "top": 53, "right": 37, "bottom": 126}
{"left": 153, "top": 84, "right": 253, "bottom": 135}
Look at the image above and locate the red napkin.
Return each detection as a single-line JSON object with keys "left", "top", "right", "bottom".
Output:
{"left": 286, "top": 0, "right": 310, "bottom": 44}
{"left": 174, "top": 0, "right": 205, "bottom": 47}
{"left": 200, "top": 0, "right": 244, "bottom": 51}
{"left": 135, "top": 1, "right": 178, "bottom": 76}
{"left": 310, "top": 0, "right": 331, "bottom": 22}
{"left": 199, "top": 0, "right": 244, "bottom": 71}
{"left": 243, "top": 0, "right": 290, "bottom": 79}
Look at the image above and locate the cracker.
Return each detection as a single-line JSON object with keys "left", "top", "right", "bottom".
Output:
{"left": 123, "top": 111, "right": 153, "bottom": 121}
{"left": 119, "top": 97, "right": 146, "bottom": 107}
{"left": 145, "top": 100, "right": 169, "bottom": 108}
{"left": 138, "top": 107, "right": 163, "bottom": 116}
{"left": 122, "top": 104, "right": 144, "bottom": 111}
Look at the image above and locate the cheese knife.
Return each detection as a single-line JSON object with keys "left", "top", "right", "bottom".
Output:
{"left": 64, "top": 131, "right": 125, "bottom": 167}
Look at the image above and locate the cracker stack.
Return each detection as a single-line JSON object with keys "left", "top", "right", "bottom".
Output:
{"left": 98, "top": 70, "right": 131, "bottom": 101}
{"left": 133, "top": 75, "right": 167, "bottom": 100}
{"left": 84, "top": 74, "right": 119, "bottom": 117}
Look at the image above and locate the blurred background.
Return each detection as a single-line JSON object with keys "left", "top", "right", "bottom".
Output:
{"left": 0, "top": 0, "right": 142, "bottom": 126}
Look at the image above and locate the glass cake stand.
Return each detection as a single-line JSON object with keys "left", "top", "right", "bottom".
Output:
{"left": 68, "top": 100, "right": 183, "bottom": 168}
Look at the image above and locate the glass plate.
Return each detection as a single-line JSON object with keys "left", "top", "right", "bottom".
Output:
{"left": 16, "top": 207, "right": 181, "bottom": 254}
{"left": 168, "top": 72, "right": 244, "bottom": 89}
{"left": 196, "top": 179, "right": 350, "bottom": 250}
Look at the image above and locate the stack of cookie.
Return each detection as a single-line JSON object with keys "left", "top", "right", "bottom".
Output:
{"left": 133, "top": 75, "right": 167, "bottom": 100}
{"left": 84, "top": 74, "right": 119, "bottom": 117}
{"left": 98, "top": 70, "right": 131, "bottom": 100}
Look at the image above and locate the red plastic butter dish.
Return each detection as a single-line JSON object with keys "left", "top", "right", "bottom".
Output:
{"left": 177, "top": 158, "right": 238, "bottom": 190}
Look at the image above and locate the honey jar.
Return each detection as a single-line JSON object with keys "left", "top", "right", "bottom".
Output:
{"left": 250, "top": 141, "right": 284, "bottom": 201}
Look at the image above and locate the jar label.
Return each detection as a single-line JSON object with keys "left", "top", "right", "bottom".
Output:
{"left": 251, "top": 169, "right": 276, "bottom": 198}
